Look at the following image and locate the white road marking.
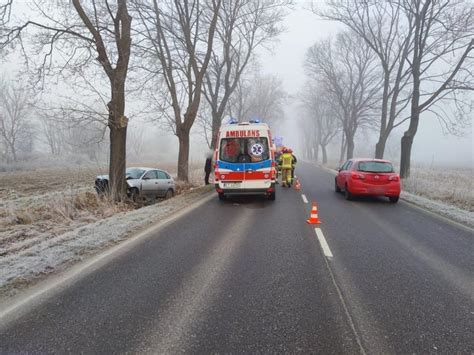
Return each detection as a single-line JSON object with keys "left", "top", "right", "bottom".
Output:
{"left": 301, "top": 194, "right": 308, "bottom": 204}
{"left": 315, "top": 228, "right": 333, "bottom": 258}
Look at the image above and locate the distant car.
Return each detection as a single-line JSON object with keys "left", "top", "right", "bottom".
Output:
{"left": 335, "top": 159, "right": 401, "bottom": 203}
{"left": 95, "top": 167, "right": 175, "bottom": 200}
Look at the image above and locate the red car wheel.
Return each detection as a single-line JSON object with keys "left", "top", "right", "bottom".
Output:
{"left": 344, "top": 184, "right": 353, "bottom": 200}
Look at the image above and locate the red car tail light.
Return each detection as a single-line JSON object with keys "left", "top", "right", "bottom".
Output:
{"left": 351, "top": 172, "right": 365, "bottom": 180}
{"left": 388, "top": 175, "right": 399, "bottom": 181}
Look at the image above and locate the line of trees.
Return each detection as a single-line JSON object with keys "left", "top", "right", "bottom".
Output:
{"left": 303, "top": 0, "right": 473, "bottom": 178}
{"left": 0, "top": 78, "right": 112, "bottom": 165}
{"left": 198, "top": 66, "right": 288, "bottom": 149}
{"left": 0, "top": 0, "right": 292, "bottom": 199}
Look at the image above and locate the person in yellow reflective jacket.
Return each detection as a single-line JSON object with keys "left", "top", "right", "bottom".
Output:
{"left": 280, "top": 148, "right": 293, "bottom": 187}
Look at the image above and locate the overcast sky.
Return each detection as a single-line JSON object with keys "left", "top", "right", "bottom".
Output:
{"left": 3, "top": 1, "right": 472, "bottom": 168}
{"left": 258, "top": 1, "right": 473, "bottom": 168}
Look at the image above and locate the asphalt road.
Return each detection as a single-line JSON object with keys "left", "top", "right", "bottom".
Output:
{"left": 1, "top": 162, "right": 472, "bottom": 354}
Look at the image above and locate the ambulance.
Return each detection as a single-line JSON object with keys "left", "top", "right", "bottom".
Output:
{"left": 214, "top": 120, "right": 276, "bottom": 200}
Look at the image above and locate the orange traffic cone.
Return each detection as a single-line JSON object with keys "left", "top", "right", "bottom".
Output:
{"left": 306, "top": 202, "right": 322, "bottom": 224}
{"left": 294, "top": 177, "right": 301, "bottom": 191}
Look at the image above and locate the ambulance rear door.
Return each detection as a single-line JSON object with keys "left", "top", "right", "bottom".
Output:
{"left": 242, "top": 135, "right": 272, "bottom": 190}
{"left": 217, "top": 138, "right": 246, "bottom": 190}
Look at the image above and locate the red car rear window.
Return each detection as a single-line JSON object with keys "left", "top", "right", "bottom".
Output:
{"left": 357, "top": 161, "right": 394, "bottom": 173}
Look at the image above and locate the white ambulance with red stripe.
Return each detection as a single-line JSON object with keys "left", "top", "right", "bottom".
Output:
{"left": 214, "top": 120, "right": 276, "bottom": 200}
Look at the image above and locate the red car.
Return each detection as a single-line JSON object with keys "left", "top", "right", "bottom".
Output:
{"left": 335, "top": 159, "right": 401, "bottom": 203}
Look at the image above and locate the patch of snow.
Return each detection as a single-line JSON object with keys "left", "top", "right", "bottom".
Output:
{"left": 400, "top": 191, "right": 474, "bottom": 229}
{"left": 0, "top": 186, "right": 213, "bottom": 293}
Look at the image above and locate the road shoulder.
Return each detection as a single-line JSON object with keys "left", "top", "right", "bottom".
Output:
{"left": 303, "top": 160, "right": 474, "bottom": 230}
{"left": 0, "top": 186, "right": 214, "bottom": 305}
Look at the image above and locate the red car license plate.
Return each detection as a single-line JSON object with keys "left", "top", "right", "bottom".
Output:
{"left": 369, "top": 187, "right": 385, "bottom": 194}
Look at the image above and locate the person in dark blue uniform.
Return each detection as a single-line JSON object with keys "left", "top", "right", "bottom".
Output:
{"left": 204, "top": 155, "right": 212, "bottom": 185}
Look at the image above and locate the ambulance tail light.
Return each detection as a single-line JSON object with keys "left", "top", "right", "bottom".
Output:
{"left": 214, "top": 162, "right": 219, "bottom": 181}
{"left": 267, "top": 187, "right": 275, "bottom": 193}
{"left": 216, "top": 188, "right": 223, "bottom": 193}
{"left": 270, "top": 161, "right": 276, "bottom": 179}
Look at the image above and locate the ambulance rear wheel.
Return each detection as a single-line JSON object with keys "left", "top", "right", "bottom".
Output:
{"left": 268, "top": 191, "right": 276, "bottom": 201}
{"left": 218, "top": 192, "right": 225, "bottom": 201}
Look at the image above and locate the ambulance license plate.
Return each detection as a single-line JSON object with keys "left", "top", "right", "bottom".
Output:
{"left": 222, "top": 182, "right": 241, "bottom": 188}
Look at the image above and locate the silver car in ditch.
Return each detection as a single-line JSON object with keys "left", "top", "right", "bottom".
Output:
{"left": 95, "top": 167, "right": 176, "bottom": 200}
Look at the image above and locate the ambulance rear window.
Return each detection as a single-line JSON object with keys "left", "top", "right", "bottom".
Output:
{"left": 219, "top": 138, "right": 269, "bottom": 163}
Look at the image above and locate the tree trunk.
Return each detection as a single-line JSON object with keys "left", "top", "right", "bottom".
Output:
{"left": 401, "top": 17, "right": 422, "bottom": 179}
{"left": 4, "top": 146, "right": 12, "bottom": 164}
{"left": 304, "top": 140, "right": 312, "bottom": 160}
{"left": 321, "top": 144, "right": 328, "bottom": 165}
{"left": 210, "top": 111, "right": 220, "bottom": 150}
{"left": 375, "top": 135, "right": 388, "bottom": 159}
{"left": 314, "top": 142, "right": 319, "bottom": 163}
{"left": 177, "top": 126, "right": 191, "bottom": 182}
{"left": 375, "top": 71, "right": 390, "bottom": 159}
{"left": 303, "top": 130, "right": 313, "bottom": 160}
{"left": 346, "top": 134, "right": 355, "bottom": 160}
{"left": 108, "top": 80, "right": 128, "bottom": 201}
{"left": 339, "top": 131, "right": 346, "bottom": 164}
{"left": 108, "top": 123, "right": 127, "bottom": 201}
{"left": 11, "top": 144, "right": 17, "bottom": 162}
{"left": 400, "top": 109, "right": 420, "bottom": 178}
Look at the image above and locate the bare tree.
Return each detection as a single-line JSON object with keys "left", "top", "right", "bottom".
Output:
{"left": 315, "top": 97, "right": 340, "bottom": 165}
{"left": 134, "top": 0, "right": 222, "bottom": 182}
{"left": 0, "top": 1, "right": 13, "bottom": 62}
{"left": 38, "top": 113, "right": 64, "bottom": 155}
{"left": 0, "top": 79, "right": 32, "bottom": 162}
{"left": 300, "top": 115, "right": 316, "bottom": 160}
{"left": 399, "top": 0, "right": 473, "bottom": 178}
{"left": 318, "top": 0, "right": 415, "bottom": 159}
{"left": 203, "top": 0, "right": 291, "bottom": 149}
{"left": 299, "top": 87, "right": 320, "bottom": 161}
{"left": 196, "top": 100, "right": 214, "bottom": 149}
{"left": 305, "top": 32, "right": 381, "bottom": 160}
{"left": 127, "top": 123, "right": 145, "bottom": 160}
{"left": 226, "top": 74, "right": 253, "bottom": 122}
{"left": 2, "top": 1, "right": 132, "bottom": 200}
{"left": 300, "top": 83, "right": 341, "bottom": 164}
{"left": 0, "top": 1, "right": 12, "bottom": 35}
{"left": 226, "top": 70, "right": 288, "bottom": 126}
{"left": 66, "top": 121, "right": 107, "bottom": 161}
{"left": 0, "top": 0, "right": 12, "bottom": 20}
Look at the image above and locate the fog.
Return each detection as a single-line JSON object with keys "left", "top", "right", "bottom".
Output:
{"left": 258, "top": 2, "right": 473, "bottom": 168}
{"left": 1, "top": 0, "right": 472, "bottom": 173}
